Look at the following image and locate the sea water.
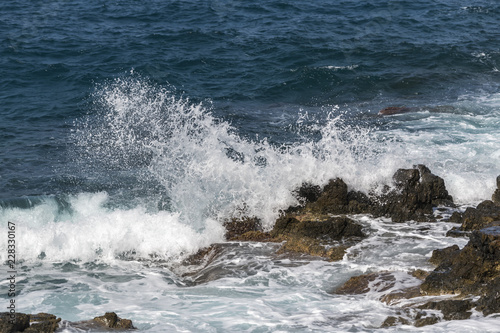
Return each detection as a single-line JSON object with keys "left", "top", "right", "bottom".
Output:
{"left": 1, "top": 1, "right": 500, "bottom": 331}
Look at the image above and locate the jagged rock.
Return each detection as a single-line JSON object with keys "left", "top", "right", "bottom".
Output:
{"left": 492, "top": 175, "right": 500, "bottom": 204}
{"left": 335, "top": 272, "right": 396, "bottom": 295}
{"left": 271, "top": 215, "right": 365, "bottom": 240}
{"left": 380, "top": 286, "right": 422, "bottom": 305}
{"left": 93, "top": 312, "right": 135, "bottom": 329}
{"left": 224, "top": 217, "right": 262, "bottom": 240}
{"left": 414, "top": 312, "right": 440, "bottom": 327}
{"left": 380, "top": 315, "right": 410, "bottom": 327}
{"left": 277, "top": 236, "right": 349, "bottom": 261}
{"left": 0, "top": 312, "right": 30, "bottom": 333}
{"left": 428, "top": 245, "right": 460, "bottom": 266}
{"left": 450, "top": 200, "right": 500, "bottom": 231}
{"left": 421, "top": 226, "right": 500, "bottom": 315}
{"left": 417, "top": 300, "right": 473, "bottom": 320}
{"left": 376, "top": 165, "right": 453, "bottom": 222}
{"left": 410, "top": 269, "right": 430, "bottom": 280}
{"left": 25, "top": 313, "right": 61, "bottom": 333}
{"left": 306, "top": 178, "right": 349, "bottom": 214}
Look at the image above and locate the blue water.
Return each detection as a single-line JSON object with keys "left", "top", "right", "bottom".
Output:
{"left": 1, "top": 1, "right": 500, "bottom": 331}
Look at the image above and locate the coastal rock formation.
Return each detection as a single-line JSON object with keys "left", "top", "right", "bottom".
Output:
{"left": 449, "top": 200, "right": 500, "bottom": 232}
{"left": 0, "top": 312, "right": 134, "bottom": 333}
{"left": 299, "top": 164, "right": 452, "bottom": 222}
{"left": 421, "top": 226, "right": 500, "bottom": 315}
{"left": 492, "top": 175, "right": 500, "bottom": 204}
{"left": 93, "top": 312, "right": 135, "bottom": 329}
{"left": 375, "top": 164, "right": 453, "bottom": 222}
{"left": 447, "top": 174, "right": 500, "bottom": 233}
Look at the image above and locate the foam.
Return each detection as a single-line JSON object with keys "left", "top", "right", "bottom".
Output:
{"left": 0, "top": 192, "right": 224, "bottom": 262}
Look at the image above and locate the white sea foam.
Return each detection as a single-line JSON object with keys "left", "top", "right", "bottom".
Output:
{"left": 0, "top": 192, "right": 225, "bottom": 262}
{"left": 3, "top": 77, "right": 496, "bottom": 263}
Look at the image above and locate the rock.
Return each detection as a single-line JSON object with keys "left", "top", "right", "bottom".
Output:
{"left": 380, "top": 286, "right": 422, "bottom": 305}
{"left": 25, "top": 313, "right": 61, "bottom": 333}
{"left": 378, "top": 106, "right": 414, "bottom": 115}
{"left": 376, "top": 165, "right": 453, "bottom": 222}
{"left": 277, "top": 236, "right": 348, "bottom": 261}
{"left": 414, "top": 312, "right": 440, "bottom": 327}
{"left": 306, "top": 178, "right": 349, "bottom": 214}
{"left": 410, "top": 269, "right": 430, "bottom": 280}
{"left": 93, "top": 312, "right": 135, "bottom": 329}
{"left": 417, "top": 300, "right": 473, "bottom": 320}
{"left": 0, "top": 312, "right": 30, "bottom": 333}
{"left": 224, "top": 217, "right": 262, "bottom": 240}
{"left": 428, "top": 245, "right": 460, "bottom": 266}
{"left": 271, "top": 215, "right": 365, "bottom": 240}
{"left": 492, "top": 175, "right": 500, "bottom": 204}
{"left": 335, "top": 272, "right": 396, "bottom": 295}
{"left": 451, "top": 200, "right": 500, "bottom": 231}
{"left": 421, "top": 227, "right": 500, "bottom": 315}
{"left": 380, "top": 315, "right": 410, "bottom": 327}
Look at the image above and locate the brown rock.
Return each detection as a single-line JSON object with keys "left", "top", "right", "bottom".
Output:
{"left": 0, "top": 312, "right": 30, "bottom": 333}
{"left": 93, "top": 312, "right": 135, "bottom": 329}
{"left": 224, "top": 217, "right": 262, "bottom": 240}
{"left": 421, "top": 227, "right": 500, "bottom": 315}
{"left": 306, "top": 178, "right": 349, "bottom": 214}
{"left": 335, "top": 272, "right": 395, "bottom": 295}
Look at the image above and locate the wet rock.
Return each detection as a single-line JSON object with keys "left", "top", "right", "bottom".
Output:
{"left": 492, "top": 175, "right": 500, "bottom": 204}
{"left": 335, "top": 272, "right": 396, "bottom": 295}
{"left": 306, "top": 178, "right": 349, "bottom": 214}
{"left": 277, "top": 236, "right": 348, "bottom": 261}
{"left": 451, "top": 200, "right": 500, "bottom": 231}
{"left": 414, "top": 312, "right": 440, "bottom": 327}
{"left": 421, "top": 227, "right": 500, "bottom": 315}
{"left": 410, "top": 269, "right": 430, "bottom": 280}
{"left": 0, "top": 312, "right": 30, "bottom": 333}
{"left": 417, "top": 300, "right": 473, "bottom": 320}
{"left": 25, "top": 313, "right": 61, "bottom": 333}
{"left": 224, "top": 217, "right": 262, "bottom": 240}
{"left": 380, "top": 315, "right": 410, "bottom": 327}
{"left": 93, "top": 312, "right": 135, "bottom": 329}
{"left": 267, "top": 214, "right": 365, "bottom": 261}
{"left": 380, "top": 286, "right": 422, "bottom": 305}
{"left": 271, "top": 215, "right": 365, "bottom": 240}
{"left": 428, "top": 245, "right": 460, "bottom": 266}
{"left": 375, "top": 165, "right": 453, "bottom": 222}
{"left": 378, "top": 106, "right": 414, "bottom": 115}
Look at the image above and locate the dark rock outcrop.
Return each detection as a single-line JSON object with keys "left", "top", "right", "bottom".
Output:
{"left": 0, "top": 313, "right": 30, "bottom": 333}
{"left": 93, "top": 312, "right": 135, "bottom": 329}
{"left": 449, "top": 200, "right": 500, "bottom": 232}
{"left": 492, "top": 175, "right": 500, "bottom": 204}
{"left": 374, "top": 165, "right": 453, "bottom": 222}
{"left": 0, "top": 312, "right": 134, "bottom": 333}
{"left": 421, "top": 226, "right": 500, "bottom": 315}
{"left": 224, "top": 217, "right": 262, "bottom": 240}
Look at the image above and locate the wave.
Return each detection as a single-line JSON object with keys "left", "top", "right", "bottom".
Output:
{"left": 2, "top": 76, "right": 499, "bottom": 263}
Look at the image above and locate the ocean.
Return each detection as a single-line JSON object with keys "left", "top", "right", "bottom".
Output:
{"left": 1, "top": 0, "right": 500, "bottom": 331}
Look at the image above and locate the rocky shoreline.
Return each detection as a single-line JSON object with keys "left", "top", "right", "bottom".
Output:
{"left": 203, "top": 165, "right": 500, "bottom": 328}
{"left": 4, "top": 166, "right": 500, "bottom": 331}
{"left": 0, "top": 312, "right": 135, "bottom": 333}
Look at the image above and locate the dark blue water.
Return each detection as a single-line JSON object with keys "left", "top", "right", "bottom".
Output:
{"left": 2, "top": 0, "right": 500, "bottom": 200}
